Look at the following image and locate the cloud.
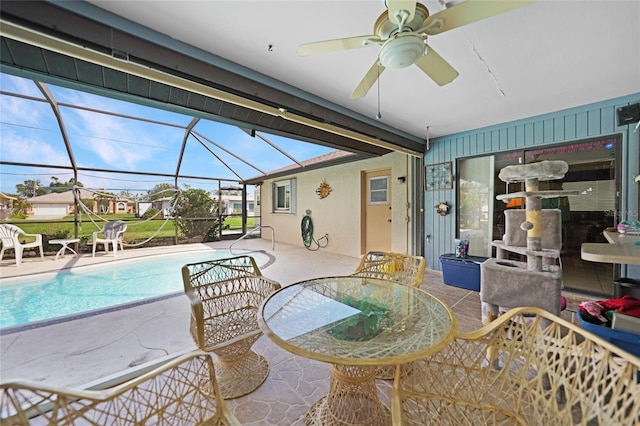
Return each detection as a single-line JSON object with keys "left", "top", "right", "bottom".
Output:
{"left": 0, "top": 96, "right": 49, "bottom": 128}
{"left": 65, "top": 107, "right": 174, "bottom": 171}
{"left": 1, "top": 128, "right": 70, "bottom": 166}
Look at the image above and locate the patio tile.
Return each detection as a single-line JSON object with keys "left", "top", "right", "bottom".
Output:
{"left": 0, "top": 240, "right": 600, "bottom": 423}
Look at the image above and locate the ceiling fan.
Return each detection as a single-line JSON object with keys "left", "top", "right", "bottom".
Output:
{"left": 297, "top": 0, "right": 533, "bottom": 99}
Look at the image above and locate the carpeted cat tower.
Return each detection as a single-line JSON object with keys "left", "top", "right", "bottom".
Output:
{"left": 480, "top": 160, "right": 578, "bottom": 324}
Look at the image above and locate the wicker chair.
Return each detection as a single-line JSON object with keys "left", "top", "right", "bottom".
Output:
{"left": 351, "top": 251, "right": 426, "bottom": 288}
{"left": 182, "top": 255, "right": 281, "bottom": 398}
{"left": 392, "top": 307, "right": 640, "bottom": 425}
{"left": 0, "top": 224, "right": 44, "bottom": 266}
{"left": 352, "top": 251, "right": 426, "bottom": 379}
{"left": 0, "top": 351, "right": 241, "bottom": 425}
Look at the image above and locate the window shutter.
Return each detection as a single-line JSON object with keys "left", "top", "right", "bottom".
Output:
{"left": 290, "top": 178, "right": 297, "bottom": 214}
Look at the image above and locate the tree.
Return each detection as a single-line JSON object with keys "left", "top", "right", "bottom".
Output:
{"left": 49, "top": 177, "right": 83, "bottom": 193}
{"left": 118, "top": 189, "right": 136, "bottom": 201}
{"left": 15, "top": 179, "right": 47, "bottom": 198}
{"left": 94, "top": 190, "right": 116, "bottom": 214}
{"left": 147, "top": 183, "right": 176, "bottom": 201}
{"left": 174, "top": 186, "right": 221, "bottom": 242}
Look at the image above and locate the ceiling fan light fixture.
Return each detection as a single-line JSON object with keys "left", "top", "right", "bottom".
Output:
{"left": 379, "top": 35, "right": 424, "bottom": 69}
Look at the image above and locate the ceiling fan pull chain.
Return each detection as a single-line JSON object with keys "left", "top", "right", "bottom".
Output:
{"left": 376, "top": 65, "right": 382, "bottom": 120}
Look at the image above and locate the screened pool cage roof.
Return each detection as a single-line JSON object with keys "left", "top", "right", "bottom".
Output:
{"left": 0, "top": 72, "right": 365, "bottom": 196}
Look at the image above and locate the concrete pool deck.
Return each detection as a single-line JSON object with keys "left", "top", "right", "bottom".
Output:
{"left": 0, "top": 239, "right": 591, "bottom": 424}
{"left": 0, "top": 239, "right": 363, "bottom": 388}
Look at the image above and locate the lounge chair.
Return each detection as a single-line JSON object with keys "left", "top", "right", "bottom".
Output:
{"left": 182, "top": 255, "right": 281, "bottom": 398}
{"left": 0, "top": 224, "right": 44, "bottom": 266}
{"left": 92, "top": 220, "right": 127, "bottom": 257}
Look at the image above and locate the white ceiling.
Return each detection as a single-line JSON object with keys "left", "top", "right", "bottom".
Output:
{"left": 88, "top": 0, "right": 639, "bottom": 141}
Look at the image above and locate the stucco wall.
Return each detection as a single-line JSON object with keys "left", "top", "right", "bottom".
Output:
{"left": 260, "top": 152, "right": 414, "bottom": 258}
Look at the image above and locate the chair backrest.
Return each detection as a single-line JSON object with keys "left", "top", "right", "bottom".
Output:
{"left": 183, "top": 255, "right": 263, "bottom": 288}
{"left": 102, "top": 220, "right": 127, "bottom": 239}
{"left": 0, "top": 351, "right": 240, "bottom": 425}
{"left": 393, "top": 307, "right": 640, "bottom": 425}
{"left": 352, "top": 251, "right": 426, "bottom": 287}
{"left": 182, "top": 256, "right": 280, "bottom": 349}
{"left": 0, "top": 224, "right": 20, "bottom": 248}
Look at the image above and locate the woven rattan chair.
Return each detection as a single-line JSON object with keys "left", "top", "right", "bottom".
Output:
{"left": 0, "top": 224, "right": 44, "bottom": 266}
{"left": 392, "top": 307, "right": 640, "bottom": 425}
{"left": 182, "top": 255, "right": 281, "bottom": 398}
{"left": 352, "top": 251, "right": 426, "bottom": 379}
{"left": 0, "top": 351, "right": 241, "bottom": 425}
{"left": 351, "top": 251, "right": 426, "bottom": 288}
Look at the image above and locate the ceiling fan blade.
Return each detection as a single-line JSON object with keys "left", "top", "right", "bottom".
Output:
{"left": 414, "top": 47, "right": 459, "bottom": 86}
{"left": 386, "top": 0, "right": 417, "bottom": 25}
{"left": 350, "top": 61, "right": 386, "bottom": 99}
{"left": 297, "top": 35, "right": 381, "bottom": 57}
{"left": 421, "top": 0, "right": 533, "bottom": 35}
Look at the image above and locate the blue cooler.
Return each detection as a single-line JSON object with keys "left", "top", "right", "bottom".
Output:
{"left": 439, "top": 254, "right": 487, "bottom": 291}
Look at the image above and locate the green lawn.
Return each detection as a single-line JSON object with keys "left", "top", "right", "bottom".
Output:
{"left": 8, "top": 214, "right": 255, "bottom": 245}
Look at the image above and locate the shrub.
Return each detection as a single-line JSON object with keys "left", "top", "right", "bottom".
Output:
{"left": 142, "top": 207, "right": 160, "bottom": 220}
{"left": 174, "top": 188, "right": 221, "bottom": 242}
{"left": 10, "top": 212, "right": 27, "bottom": 220}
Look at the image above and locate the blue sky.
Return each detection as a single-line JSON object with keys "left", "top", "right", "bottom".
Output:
{"left": 0, "top": 72, "right": 335, "bottom": 196}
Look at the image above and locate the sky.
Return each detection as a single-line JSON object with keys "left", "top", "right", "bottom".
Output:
{"left": 0, "top": 72, "right": 335, "bottom": 196}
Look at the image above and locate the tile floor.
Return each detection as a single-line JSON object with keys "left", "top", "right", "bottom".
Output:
{"left": 561, "top": 251, "right": 616, "bottom": 295}
{"left": 0, "top": 239, "right": 596, "bottom": 425}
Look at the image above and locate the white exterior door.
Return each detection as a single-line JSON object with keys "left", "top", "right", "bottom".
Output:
{"left": 364, "top": 170, "right": 392, "bottom": 252}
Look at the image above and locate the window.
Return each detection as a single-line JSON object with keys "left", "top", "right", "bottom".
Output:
{"left": 272, "top": 179, "right": 296, "bottom": 213}
{"left": 369, "top": 176, "right": 388, "bottom": 204}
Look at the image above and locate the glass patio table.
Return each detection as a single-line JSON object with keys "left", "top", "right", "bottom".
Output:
{"left": 258, "top": 276, "right": 457, "bottom": 425}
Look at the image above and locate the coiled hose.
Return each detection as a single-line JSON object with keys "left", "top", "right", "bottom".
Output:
{"left": 301, "top": 215, "right": 329, "bottom": 251}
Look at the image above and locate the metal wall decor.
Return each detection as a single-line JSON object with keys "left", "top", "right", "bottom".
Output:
{"left": 435, "top": 201, "right": 450, "bottom": 216}
{"left": 316, "top": 180, "right": 332, "bottom": 199}
{"left": 425, "top": 161, "right": 453, "bottom": 191}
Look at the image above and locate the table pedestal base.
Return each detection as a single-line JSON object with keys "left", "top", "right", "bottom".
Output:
{"left": 50, "top": 239, "right": 80, "bottom": 261}
{"left": 304, "top": 364, "right": 390, "bottom": 426}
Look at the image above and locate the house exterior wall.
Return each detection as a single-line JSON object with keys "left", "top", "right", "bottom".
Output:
{"left": 259, "top": 152, "right": 413, "bottom": 258}
{"left": 424, "top": 93, "right": 640, "bottom": 276}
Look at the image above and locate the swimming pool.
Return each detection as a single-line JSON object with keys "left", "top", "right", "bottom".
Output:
{"left": 0, "top": 250, "right": 273, "bottom": 333}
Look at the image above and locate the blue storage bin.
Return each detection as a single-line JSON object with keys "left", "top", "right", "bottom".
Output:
{"left": 578, "top": 310, "right": 640, "bottom": 358}
{"left": 439, "top": 254, "right": 487, "bottom": 291}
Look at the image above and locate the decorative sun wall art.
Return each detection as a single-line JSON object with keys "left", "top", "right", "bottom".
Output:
{"left": 316, "top": 180, "right": 332, "bottom": 199}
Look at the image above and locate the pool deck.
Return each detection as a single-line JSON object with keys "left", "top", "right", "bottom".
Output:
{"left": 0, "top": 239, "right": 591, "bottom": 425}
{"left": 0, "top": 239, "right": 361, "bottom": 380}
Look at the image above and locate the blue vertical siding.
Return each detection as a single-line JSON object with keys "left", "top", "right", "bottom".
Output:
{"left": 424, "top": 93, "right": 640, "bottom": 273}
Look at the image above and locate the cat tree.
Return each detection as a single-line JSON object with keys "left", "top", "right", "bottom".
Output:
{"left": 480, "top": 160, "right": 579, "bottom": 324}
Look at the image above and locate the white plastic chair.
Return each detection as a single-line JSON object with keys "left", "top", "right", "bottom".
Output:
{"left": 92, "top": 220, "right": 127, "bottom": 257}
{"left": 0, "top": 224, "right": 44, "bottom": 266}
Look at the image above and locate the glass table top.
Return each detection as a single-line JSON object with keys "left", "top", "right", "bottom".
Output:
{"left": 258, "top": 276, "right": 457, "bottom": 366}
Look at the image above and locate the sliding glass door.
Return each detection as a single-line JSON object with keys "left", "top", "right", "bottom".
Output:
{"left": 457, "top": 135, "right": 620, "bottom": 296}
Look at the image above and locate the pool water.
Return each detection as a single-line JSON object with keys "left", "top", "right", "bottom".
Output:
{"left": 0, "top": 250, "right": 271, "bottom": 331}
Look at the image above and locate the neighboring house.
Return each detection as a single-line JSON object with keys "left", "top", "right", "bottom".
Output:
{"left": 154, "top": 197, "right": 174, "bottom": 217}
{"left": 27, "top": 189, "right": 134, "bottom": 218}
{"left": 220, "top": 193, "right": 254, "bottom": 216}
{"left": 137, "top": 194, "right": 255, "bottom": 219}
{"left": 0, "top": 192, "right": 17, "bottom": 220}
